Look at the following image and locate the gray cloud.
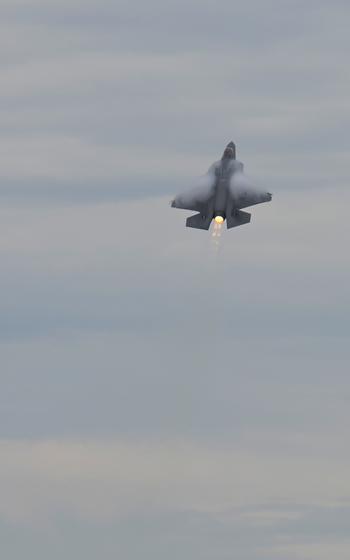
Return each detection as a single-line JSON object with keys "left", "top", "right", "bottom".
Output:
{"left": 1, "top": 0, "right": 350, "bottom": 558}
{"left": 1, "top": 439, "right": 350, "bottom": 559}
{"left": 0, "top": 0, "right": 349, "bottom": 203}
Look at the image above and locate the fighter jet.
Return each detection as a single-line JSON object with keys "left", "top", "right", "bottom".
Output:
{"left": 171, "top": 142, "right": 272, "bottom": 230}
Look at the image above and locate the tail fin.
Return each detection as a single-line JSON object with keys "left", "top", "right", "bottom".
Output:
{"left": 186, "top": 213, "right": 212, "bottom": 230}
{"left": 226, "top": 209, "right": 251, "bottom": 229}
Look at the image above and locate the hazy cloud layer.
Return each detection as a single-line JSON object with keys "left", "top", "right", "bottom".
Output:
{"left": 1, "top": 0, "right": 350, "bottom": 559}
{"left": 1, "top": 437, "right": 350, "bottom": 559}
{"left": 0, "top": 0, "right": 349, "bottom": 201}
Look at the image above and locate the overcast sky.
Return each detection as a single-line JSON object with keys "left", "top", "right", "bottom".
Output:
{"left": 1, "top": 0, "right": 350, "bottom": 558}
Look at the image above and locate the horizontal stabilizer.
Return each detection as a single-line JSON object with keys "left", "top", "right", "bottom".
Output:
{"left": 186, "top": 213, "right": 212, "bottom": 230}
{"left": 226, "top": 209, "right": 251, "bottom": 229}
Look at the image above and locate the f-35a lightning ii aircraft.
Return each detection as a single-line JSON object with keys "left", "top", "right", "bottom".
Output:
{"left": 171, "top": 142, "right": 272, "bottom": 230}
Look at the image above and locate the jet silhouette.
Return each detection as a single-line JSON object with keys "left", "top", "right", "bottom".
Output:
{"left": 171, "top": 142, "right": 272, "bottom": 230}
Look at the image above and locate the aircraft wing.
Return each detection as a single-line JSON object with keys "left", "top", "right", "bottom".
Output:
{"left": 171, "top": 173, "right": 215, "bottom": 213}
{"left": 230, "top": 172, "right": 272, "bottom": 209}
{"left": 235, "top": 190, "right": 272, "bottom": 209}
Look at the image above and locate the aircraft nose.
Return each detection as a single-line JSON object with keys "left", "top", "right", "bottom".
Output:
{"left": 225, "top": 141, "right": 236, "bottom": 159}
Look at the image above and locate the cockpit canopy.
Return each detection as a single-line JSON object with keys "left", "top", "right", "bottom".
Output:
{"left": 222, "top": 141, "right": 236, "bottom": 160}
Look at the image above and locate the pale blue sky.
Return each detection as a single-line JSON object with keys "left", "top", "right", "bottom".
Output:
{"left": 1, "top": 1, "right": 350, "bottom": 558}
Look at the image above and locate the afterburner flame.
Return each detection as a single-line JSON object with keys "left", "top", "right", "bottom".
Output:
{"left": 214, "top": 215, "right": 224, "bottom": 224}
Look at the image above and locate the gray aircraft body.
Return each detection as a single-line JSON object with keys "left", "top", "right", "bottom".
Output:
{"left": 171, "top": 142, "right": 272, "bottom": 230}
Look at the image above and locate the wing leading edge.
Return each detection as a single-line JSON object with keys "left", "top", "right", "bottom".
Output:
{"left": 171, "top": 172, "right": 215, "bottom": 215}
